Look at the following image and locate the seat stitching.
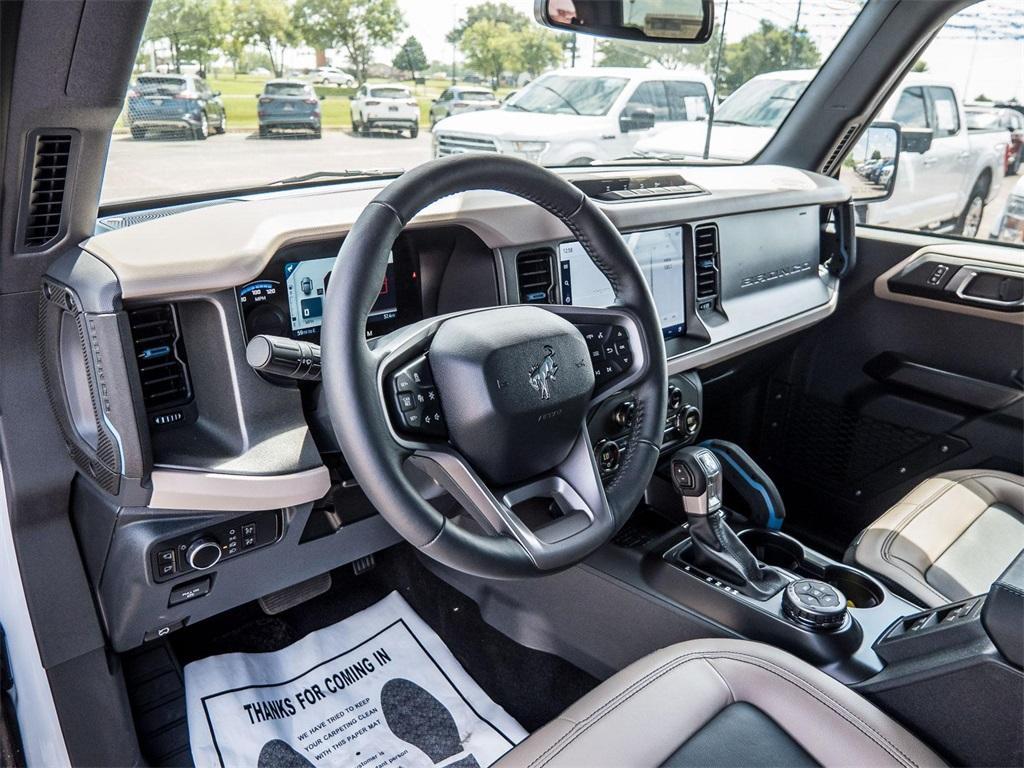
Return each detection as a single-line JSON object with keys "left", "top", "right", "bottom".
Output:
{"left": 526, "top": 650, "right": 920, "bottom": 768}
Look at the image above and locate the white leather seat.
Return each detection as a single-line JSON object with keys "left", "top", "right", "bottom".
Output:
{"left": 849, "top": 470, "right": 1024, "bottom": 608}
{"left": 496, "top": 639, "right": 944, "bottom": 767}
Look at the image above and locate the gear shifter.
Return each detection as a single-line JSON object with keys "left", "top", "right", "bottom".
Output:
{"left": 671, "top": 446, "right": 787, "bottom": 600}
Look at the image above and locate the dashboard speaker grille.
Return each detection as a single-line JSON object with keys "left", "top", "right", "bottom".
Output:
{"left": 128, "top": 305, "right": 193, "bottom": 415}
{"left": 821, "top": 122, "right": 860, "bottom": 177}
{"left": 22, "top": 133, "right": 73, "bottom": 249}
{"left": 694, "top": 224, "right": 720, "bottom": 300}
{"left": 516, "top": 248, "right": 555, "bottom": 303}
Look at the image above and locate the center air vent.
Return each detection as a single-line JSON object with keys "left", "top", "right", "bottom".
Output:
{"left": 21, "top": 133, "right": 74, "bottom": 249}
{"left": 128, "top": 305, "right": 192, "bottom": 418}
{"left": 694, "top": 224, "right": 720, "bottom": 307}
{"left": 516, "top": 248, "right": 555, "bottom": 303}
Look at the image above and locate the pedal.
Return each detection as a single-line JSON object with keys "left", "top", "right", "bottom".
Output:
{"left": 259, "top": 573, "right": 332, "bottom": 615}
{"left": 352, "top": 554, "right": 376, "bottom": 576}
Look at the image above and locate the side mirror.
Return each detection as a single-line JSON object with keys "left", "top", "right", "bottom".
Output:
{"left": 254, "top": 94, "right": 260, "bottom": 99}
{"left": 212, "top": 90, "right": 221, "bottom": 97}
{"left": 535, "top": 0, "right": 714, "bottom": 44}
{"left": 319, "top": 94, "right": 325, "bottom": 101}
{"left": 901, "top": 127, "right": 933, "bottom": 155}
{"left": 620, "top": 108, "right": 656, "bottom": 133}
{"left": 839, "top": 121, "right": 901, "bottom": 204}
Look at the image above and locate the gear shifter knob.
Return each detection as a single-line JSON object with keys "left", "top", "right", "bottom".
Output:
{"left": 671, "top": 446, "right": 723, "bottom": 516}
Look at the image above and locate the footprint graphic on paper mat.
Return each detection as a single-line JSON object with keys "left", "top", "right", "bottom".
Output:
{"left": 256, "top": 739, "right": 314, "bottom": 767}
{"left": 380, "top": 678, "right": 481, "bottom": 768}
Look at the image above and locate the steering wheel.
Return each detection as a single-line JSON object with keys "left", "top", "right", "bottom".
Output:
{"left": 322, "top": 155, "right": 667, "bottom": 579}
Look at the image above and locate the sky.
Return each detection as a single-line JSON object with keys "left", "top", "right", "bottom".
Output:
{"left": 387, "top": 0, "right": 1023, "bottom": 102}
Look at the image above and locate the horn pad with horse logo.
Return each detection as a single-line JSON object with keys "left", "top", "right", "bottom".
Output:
{"left": 429, "top": 306, "right": 595, "bottom": 485}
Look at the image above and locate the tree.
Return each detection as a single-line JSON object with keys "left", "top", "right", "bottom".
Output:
{"left": 460, "top": 19, "right": 519, "bottom": 87}
{"left": 233, "top": 0, "right": 294, "bottom": 77}
{"left": 144, "top": 0, "right": 231, "bottom": 73}
{"left": 511, "top": 27, "right": 563, "bottom": 78}
{"left": 718, "top": 20, "right": 820, "bottom": 94}
{"left": 447, "top": 2, "right": 527, "bottom": 43}
{"left": 393, "top": 36, "right": 427, "bottom": 80}
{"left": 294, "top": 0, "right": 405, "bottom": 84}
{"left": 597, "top": 41, "right": 650, "bottom": 68}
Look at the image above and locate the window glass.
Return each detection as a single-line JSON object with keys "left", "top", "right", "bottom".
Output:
{"left": 855, "top": 0, "right": 1021, "bottom": 245}
{"left": 264, "top": 83, "right": 312, "bottom": 97}
{"left": 626, "top": 82, "right": 670, "bottom": 122}
{"left": 103, "top": 0, "right": 868, "bottom": 204}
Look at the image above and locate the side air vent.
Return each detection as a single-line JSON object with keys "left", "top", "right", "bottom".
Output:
{"left": 821, "top": 122, "right": 860, "bottom": 177}
{"left": 22, "top": 133, "right": 74, "bottom": 249}
{"left": 516, "top": 248, "right": 555, "bottom": 303}
{"left": 128, "top": 305, "right": 193, "bottom": 418}
{"left": 694, "top": 224, "right": 720, "bottom": 305}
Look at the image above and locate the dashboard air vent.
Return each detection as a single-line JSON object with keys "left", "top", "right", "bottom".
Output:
{"left": 128, "top": 305, "right": 192, "bottom": 416}
{"left": 22, "top": 133, "right": 73, "bottom": 249}
{"left": 516, "top": 248, "right": 555, "bottom": 303}
{"left": 821, "top": 122, "right": 860, "bottom": 177}
{"left": 694, "top": 224, "right": 720, "bottom": 302}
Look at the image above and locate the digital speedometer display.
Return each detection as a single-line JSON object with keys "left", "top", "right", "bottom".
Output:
{"left": 236, "top": 237, "right": 422, "bottom": 344}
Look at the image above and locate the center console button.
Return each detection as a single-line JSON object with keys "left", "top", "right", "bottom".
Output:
{"left": 783, "top": 579, "right": 848, "bottom": 631}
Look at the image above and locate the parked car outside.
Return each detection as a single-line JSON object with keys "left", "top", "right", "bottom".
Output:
{"left": 965, "top": 104, "right": 1024, "bottom": 175}
{"left": 635, "top": 71, "right": 1006, "bottom": 237}
{"left": 991, "top": 175, "right": 1024, "bottom": 243}
{"left": 257, "top": 80, "right": 323, "bottom": 138}
{"left": 125, "top": 73, "right": 226, "bottom": 140}
{"left": 311, "top": 67, "right": 356, "bottom": 88}
{"left": 429, "top": 87, "right": 500, "bottom": 127}
{"left": 350, "top": 83, "right": 420, "bottom": 138}
{"left": 432, "top": 67, "right": 713, "bottom": 165}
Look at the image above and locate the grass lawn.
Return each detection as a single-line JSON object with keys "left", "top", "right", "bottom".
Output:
{"left": 117, "top": 73, "right": 513, "bottom": 132}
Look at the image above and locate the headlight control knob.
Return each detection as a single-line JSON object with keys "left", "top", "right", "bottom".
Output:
{"left": 674, "top": 405, "right": 701, "bottom": 438}
{"left": 186, "top": 538, "right": 222, "bottom": 571}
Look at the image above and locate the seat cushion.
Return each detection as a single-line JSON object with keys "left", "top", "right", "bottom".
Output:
{"left": 850, "top": 470, "right": 1024, "bottom": 608}
{"left": 495, "top": 639, "right": 944, "bottom": 768}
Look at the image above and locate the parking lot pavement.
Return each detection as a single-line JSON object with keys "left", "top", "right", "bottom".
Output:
{"left": 101, "top": 130, "right": 434, "bottom": 202}
{"left": 102, "top": 130, "right": 1018, "bottom": 244}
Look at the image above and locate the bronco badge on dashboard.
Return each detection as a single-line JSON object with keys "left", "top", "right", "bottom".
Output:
{"left": 528, "top": 346, "right": 558, "bottom": 400}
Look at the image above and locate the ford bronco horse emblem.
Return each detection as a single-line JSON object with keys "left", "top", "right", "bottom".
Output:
{"left": 528, "top": 345, "right": 558, "bottom": 400}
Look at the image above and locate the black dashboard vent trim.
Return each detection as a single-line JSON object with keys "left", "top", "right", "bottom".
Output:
{"left": 516, "top": 248, "right": 556, "bottom": 304}
{"left": 694, "top": 224, "right": 720, "bottom": 301}
{"left": 821, "top": 122, "right": 860, "bottom": 177}
{"left": 127, "top": 304, "right": 193, "bottom": 417}
{"left": 20, "top": 131, "right": 76, "bottom": 250}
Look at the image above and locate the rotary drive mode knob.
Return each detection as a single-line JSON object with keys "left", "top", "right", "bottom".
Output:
{"left": 186, "top": 538, "right": 222, "bottom": 570}
{"left": 783, "top": 579, "right": 848, "bottom": 630}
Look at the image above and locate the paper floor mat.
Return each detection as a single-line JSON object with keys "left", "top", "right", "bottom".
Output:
{"left": 185, "top": 592, "right": 527, "bottom": 767}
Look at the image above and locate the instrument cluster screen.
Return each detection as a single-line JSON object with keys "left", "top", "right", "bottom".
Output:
{"left": 237, "top": 239, "right": 422, "bottom": 344}
{"left": 559, "top": 226, "right": 686, "bottom": 339}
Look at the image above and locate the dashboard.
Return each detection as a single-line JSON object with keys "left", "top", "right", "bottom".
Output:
{"left": 46, "top": 163, "right": 855, "bottom": 651}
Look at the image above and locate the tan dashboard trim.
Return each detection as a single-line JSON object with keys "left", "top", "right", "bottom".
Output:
{"left": 874, "top": 243, "right": 1024, "bottom": 325}
{"left": 148, "top": 466, "right": 331, "bottom": 511}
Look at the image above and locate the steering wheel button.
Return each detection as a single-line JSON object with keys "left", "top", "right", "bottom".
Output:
{"left": 404, "top": 411, "right": 422, "bottom": 428}
{"left": 397, "top": 392, "right": 416, "bottom": 411}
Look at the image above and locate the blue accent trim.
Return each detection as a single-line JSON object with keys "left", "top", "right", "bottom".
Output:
{"left": 701, "top": 440, "right": 782, "bottom": 530}
{"left": 140, "top": 345, "right": 171, "bottom": 360}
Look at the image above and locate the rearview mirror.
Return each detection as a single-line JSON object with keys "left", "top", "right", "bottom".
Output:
{"left": 535, "top": 0, "right": 714, "bottom": 44}
{"left": 901, "top": 127, "right": 933, "bottom": 155}
{"left": 620, "top": 108, "right": 656, "bottom": 133}
{"left": 839, "top": 121, "right": 901, "bottom": 204}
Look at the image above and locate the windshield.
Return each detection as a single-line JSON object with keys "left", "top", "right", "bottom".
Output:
{"left": 102, "top": 0, "right": 869, "bottom": 204}
{"left": 264, "top": 83, "right": 311, "bottom": 97}
{"left": 713, "top": 77, "right": 810, "bottom": 128}
{"left": 369, "top": 87, "right": 410, "bottom": 99}
{"left": 511, "top": 75, "right": 628, "bottom": 116}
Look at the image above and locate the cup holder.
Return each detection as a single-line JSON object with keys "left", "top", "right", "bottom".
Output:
{"left": 823, "top": 565, "right": 885, "bottom": 609}
{"left": 737, "top": 529, "right": 805, "bottom": 571}
{"left": 737, "top": 529, "right": 885, "bottom": 608}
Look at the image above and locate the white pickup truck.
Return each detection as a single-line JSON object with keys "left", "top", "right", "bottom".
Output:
{"left": 635, "top": 71, "right": 1006, "bottom": 237}
{"left": 432, "top": 67, "right": 714, "bottom": 166}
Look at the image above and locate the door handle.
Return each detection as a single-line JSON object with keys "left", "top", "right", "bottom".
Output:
{"left": 957, "top": 151, "right": 971, "bottom": 161}
{"left": 921, "top": 157, "right": 938, "bottom": 166}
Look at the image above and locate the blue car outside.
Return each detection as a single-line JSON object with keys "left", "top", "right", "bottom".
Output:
{"left": 126, "top": 74, "right": 226, "bottom": 140}
{"left": 258, "top": 81, "right": 323, "bottom": 138}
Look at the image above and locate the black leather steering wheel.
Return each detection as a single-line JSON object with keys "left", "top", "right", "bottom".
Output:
{"left": 322, "top": 155, "right": 667, "bottom": 579}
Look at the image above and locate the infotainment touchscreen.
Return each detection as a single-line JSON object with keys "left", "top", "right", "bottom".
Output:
{"left": 285, "top": 253, "right": 400, "bottom": 338}
{"left": 559, "top": 226, "right": 686, "bottom": 339}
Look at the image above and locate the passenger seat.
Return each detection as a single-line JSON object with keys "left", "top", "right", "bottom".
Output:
{"left": 849, "top": 470, "right": 1024, "bottom": 607}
